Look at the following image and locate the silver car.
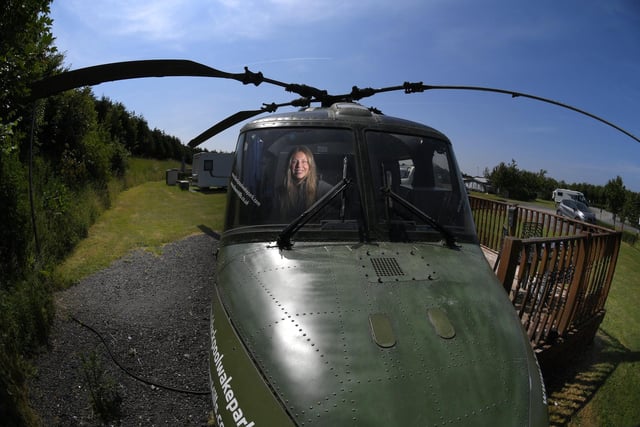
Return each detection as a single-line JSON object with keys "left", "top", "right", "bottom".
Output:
{"left": 556, "top": 199, "right": 596, "bottom": 223}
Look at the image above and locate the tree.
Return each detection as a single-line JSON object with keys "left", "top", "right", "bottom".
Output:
{"left": 1, "top": 0, "right": 61, "bottom": 277}
{"left": 604, "top": 176, "right": 626, "bottom": 226}
{"left": 1, "top": 2, "right": 59, "bottom": 425}
{"left": 488, "top": 159, "right": 518, "bottom": 198}
{"left": 1, "top": 0, "right": 61, "bottom": 127}
{"left": 487, "top": 159, "right": 537, "bottom": 201}
{"left": 622, "top": 190, "right": 640, "bottom": 229}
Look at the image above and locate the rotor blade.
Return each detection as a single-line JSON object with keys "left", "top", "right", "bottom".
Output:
{"left": 419, "top": 84, "right": 640, "bottom": 144}
{"left": 345, "top": 82, "right": 639, "bottom": 144}
{"left": 29, "top": 59, "right": 254, "bottom": 100}
{"left": 188, "top": 109, "right": 265, "bottom": 148}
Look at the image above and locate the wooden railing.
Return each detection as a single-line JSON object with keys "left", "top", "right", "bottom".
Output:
{"left": 470, "top": 196, "right": 612, "bottom": 253}
{"left": 469, "top": 195, "right": 622, "bottom": 367}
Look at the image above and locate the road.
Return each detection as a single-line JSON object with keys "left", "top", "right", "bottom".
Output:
{"left": 515, "top": 201, "right": 639, "bottom": 235}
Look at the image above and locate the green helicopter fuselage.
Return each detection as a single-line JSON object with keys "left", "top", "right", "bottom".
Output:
{"left": 208, "top": 103, "right": 548, "bottom": 426}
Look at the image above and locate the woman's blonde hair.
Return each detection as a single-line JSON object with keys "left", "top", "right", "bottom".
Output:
{"left": 281, "top": 146, "right": 318, "bottom": 212}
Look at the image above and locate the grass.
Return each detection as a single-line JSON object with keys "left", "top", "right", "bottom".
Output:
{"left": 54, "top": 180, "right": 226, "bottom": 285}
{"left": 123, "top": 157, "right": 186, "bottom": 188}
{"left": 541, "top": 242, "right": 640, "bottom": 427}
{"left": 561, "top": 242, "right": 640, "bottom": 426}
{"left": 602, "top": 243, "right": 640, "bottom": 354}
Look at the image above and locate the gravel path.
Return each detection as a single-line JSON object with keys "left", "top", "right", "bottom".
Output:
{"left": 28, "top": 233, "right": 217, "bottom": 426}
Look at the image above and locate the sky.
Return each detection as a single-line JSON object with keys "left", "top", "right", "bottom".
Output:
{"left": 49, "top": 0, "right": 640, "bottom": 191}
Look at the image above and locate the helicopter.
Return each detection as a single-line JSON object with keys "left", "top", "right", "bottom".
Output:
{"left": 28, "top": 59, "right": 639, "bottom": 426}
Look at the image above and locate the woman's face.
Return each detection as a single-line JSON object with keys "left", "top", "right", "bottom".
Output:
{"left": 290, "top": 151, "right": 310, "bottom": 181}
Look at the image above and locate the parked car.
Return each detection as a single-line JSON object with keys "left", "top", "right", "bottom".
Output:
{"left": 556, "top": 199, "right": 596, "bottom": 223}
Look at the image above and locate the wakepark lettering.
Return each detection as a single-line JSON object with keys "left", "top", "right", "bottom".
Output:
{"left": 210, "top": 311, "right": 255, "bottom": 427}
{"left": 230, "top": 173, "right": 261, "bottom": 207}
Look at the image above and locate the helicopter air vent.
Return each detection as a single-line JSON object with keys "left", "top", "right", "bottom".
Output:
{"left": 330, "top": 102, "right": 373, "bottom": 117}
{"left": 370, "top": 257, "right": 404, "bottom": 277}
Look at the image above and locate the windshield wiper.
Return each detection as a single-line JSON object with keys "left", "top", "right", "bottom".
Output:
{"left": 277, "top": 178, "right": 352, "bottom": 249}
{"left": 381, "top": 187, "right": 458, "bottom": 249}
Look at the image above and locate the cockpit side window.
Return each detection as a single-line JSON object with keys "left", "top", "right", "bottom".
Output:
{"left": 225, "top": 128, "right": 356, "bottom": 230}
{"left": 365, "top": 131, "right": 475, "bottom": 240}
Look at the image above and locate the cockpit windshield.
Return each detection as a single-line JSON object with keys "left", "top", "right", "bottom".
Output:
{"left": 225, "top": 128, "right": 358, "bottom": 231}
{"left": 365, "top": 131, "right": 476, "bottom": 242}
{"left": 224, "top": 125, "right": 476, "bottom": 244}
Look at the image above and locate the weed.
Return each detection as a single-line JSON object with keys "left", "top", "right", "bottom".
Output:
{"left": 80, "top": 351, "right": 122, "bottom": 423}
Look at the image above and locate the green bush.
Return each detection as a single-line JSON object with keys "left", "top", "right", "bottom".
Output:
{"left": 621, "top": 229, "right": 638, "bottom": 246}
{"left": 0, "top": 147, "right": 32, "bottom": 282}
{"left": 0, "top": 275, "right": 54, "bottom": 427}
{"left": 32, "top": 157, "right": 110, "bottom": 263}
{"left": 0, "top": 350, "right": 40, "bottom": 427}
{"left": 80, "top": 351, "right": 122, "bottom": 422}
{"left": 0, "top": 150, "right": 120, "bottom": 426}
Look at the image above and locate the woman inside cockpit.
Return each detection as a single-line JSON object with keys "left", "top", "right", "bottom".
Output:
{"left": 276, "top": 145, "right": 331, "bottom": 220}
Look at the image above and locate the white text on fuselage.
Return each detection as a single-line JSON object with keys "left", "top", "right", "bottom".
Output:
{"left": 230, "top": 173, "right": 261, "bottom": 207}
{"left": 210, "top": 313, "right": 255, "bottom": 427}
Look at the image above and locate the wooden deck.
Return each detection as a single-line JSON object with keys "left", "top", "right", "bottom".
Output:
{"left": 471, "top": 195, "right": 621, "bottom": 371}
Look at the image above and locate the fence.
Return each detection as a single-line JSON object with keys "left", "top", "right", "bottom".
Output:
{"left": 469, "top": 196, "right": 621, "bottom": 367}
{"left": 470, "top": 197, "right": 612, "bottom": 253}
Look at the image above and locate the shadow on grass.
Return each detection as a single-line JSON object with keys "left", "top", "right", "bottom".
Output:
{"left": 190, "top": 187, "right": 228, "bottom": 195}
{"left": 197, "top": 225, "right": 221, "bottom": 240}
{"left": 544, "top": 329, "right": 640, "bottom": 426}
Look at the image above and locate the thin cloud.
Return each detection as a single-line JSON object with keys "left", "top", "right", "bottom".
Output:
{"left": 114, "top": 1, "right": 190, "bottom": 41}
{"left": 242, "top": 57, "right": 333, "bottom": 66}
{"left": 56, "top": 0, "right": 191, "bottom": 41}
{"left": 56, "top": 0, "right": 421, "bottom": 44}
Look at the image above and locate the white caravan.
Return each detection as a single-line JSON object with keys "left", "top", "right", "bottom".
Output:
{"left": 552, "top": 188, "right": 588, "bottom": 205}
{"left": 191, "top": 152, "right": 234, "bottom": 189}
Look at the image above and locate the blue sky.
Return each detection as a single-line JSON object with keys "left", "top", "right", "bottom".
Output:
{"left": 50, "top": 0, "right": 640, "bottom": 191}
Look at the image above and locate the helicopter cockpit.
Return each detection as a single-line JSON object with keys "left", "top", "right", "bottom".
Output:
{"left": 223, "top": 109, "right": 477, "bottom": 247}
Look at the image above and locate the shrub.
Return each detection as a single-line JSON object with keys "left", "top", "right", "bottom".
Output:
{"left": 0, "top": 146, "right": 32, "bottom": 282}
{"left": 621, "top": 229, "right": 638, "bottom": 246}
{"left": 80, "top": 351, "right": 122, "bottom": 423}
{"left": 0, "top": 275, "right": 54, "bottom": 426}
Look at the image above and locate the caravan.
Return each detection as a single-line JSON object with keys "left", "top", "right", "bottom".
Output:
{"left": 191, "top": 152, "right": 233, "bottom": 189}
{"left": 552, "top": 188, "right": 588, "bottom": 205}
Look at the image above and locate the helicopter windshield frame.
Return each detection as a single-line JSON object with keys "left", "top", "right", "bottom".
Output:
{"left": 221, "top": 110, "right": 477, "bottom": 247}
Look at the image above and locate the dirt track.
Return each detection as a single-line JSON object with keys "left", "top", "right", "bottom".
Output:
{"left": 28, "top": 233, "right": 217, "bottom": 426}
